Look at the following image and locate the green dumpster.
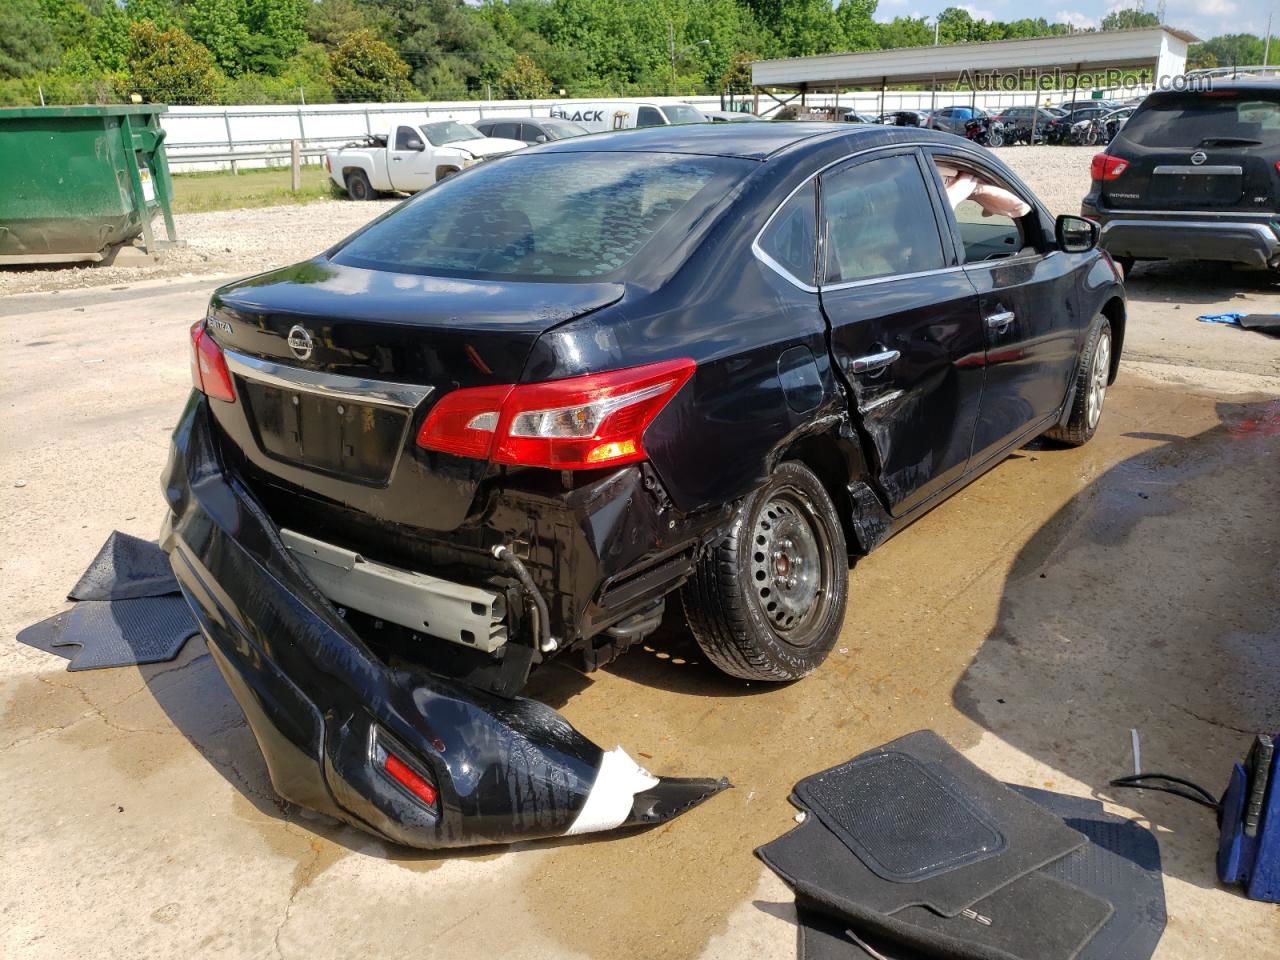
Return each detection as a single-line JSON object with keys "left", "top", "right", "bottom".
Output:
{"left": 0, "top": 104, "right": 178, "bottom": 265}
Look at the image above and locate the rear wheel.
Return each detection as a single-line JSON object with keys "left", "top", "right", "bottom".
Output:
{"left": 985, "top": 128, "right": 1004, "bottom": 148}
{"left": 1047, "top": 315, "right": 1112, "bottom": 447}
{"left": 682, "top": 461, "right": 847, "bottom": 681}
{"left": 345, "top": 169, "right": 375, "bottom": 201}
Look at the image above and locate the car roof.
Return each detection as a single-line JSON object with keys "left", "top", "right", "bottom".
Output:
{"left": 1159, "top": 78, "right": 1280, "bottom": 94}
{"left": 534, "top": 121, "right": 962, "bottom": 161}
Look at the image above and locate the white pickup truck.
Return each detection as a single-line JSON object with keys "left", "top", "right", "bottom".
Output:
{"left": 325, "top": 119, "right": 525, "bottom": 200}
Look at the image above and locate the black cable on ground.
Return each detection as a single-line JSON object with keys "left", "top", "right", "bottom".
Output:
{"left": 1109, "top": 772, "right": 1220, "bottom": 811}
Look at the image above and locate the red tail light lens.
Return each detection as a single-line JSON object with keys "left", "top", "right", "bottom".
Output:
{"left": 416, "top": 358, "right": 695, "bottom": 470}
{"left": 383, "top": 752, "right": 439, "bottom": 808}
{"left": 189, "top": 320, "right": 236, "bottom": 403}
{"left": 1090, "top": 153, "right": 1128, "bottom": 181}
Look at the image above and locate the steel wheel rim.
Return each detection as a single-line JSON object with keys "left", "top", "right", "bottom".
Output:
{"left": 1088, "top": 331, "right": 1110, "bottom": 429}
{"left": 749, "top": 487, "right": 830, "bottom": 643}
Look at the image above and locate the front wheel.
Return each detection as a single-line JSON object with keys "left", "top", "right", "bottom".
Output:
{"left": 985, "top": 128, "right": 1004, "bottom": 148}
{"left": 682, "top": 461, "right": 848, "bottom": 682}
{"left": 1046, "top": 315, "right": 1112, "bottom": 447}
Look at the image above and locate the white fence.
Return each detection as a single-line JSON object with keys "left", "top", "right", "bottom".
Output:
{"left": 161, "top": 87, "right": 1139, "bottom": 172}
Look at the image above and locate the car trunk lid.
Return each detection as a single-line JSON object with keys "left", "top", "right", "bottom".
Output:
{"left": 204, "top": 259, "right": 623, "bottom": 532}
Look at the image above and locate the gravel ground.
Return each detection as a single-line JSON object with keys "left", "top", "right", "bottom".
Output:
{"left": 0, "top": 145, "right": 1095, "bottom": 296}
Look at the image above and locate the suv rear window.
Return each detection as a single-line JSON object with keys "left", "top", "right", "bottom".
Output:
{"left": 333, "top": 152, "right": 748, "bottom": 281}
{"left": 1118, "top": 92, "right": 1280, "bottom": 148}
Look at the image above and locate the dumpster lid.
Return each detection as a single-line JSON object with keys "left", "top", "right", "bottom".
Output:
{"left": 0, "top": 104, "right": 168, "bottom": 120}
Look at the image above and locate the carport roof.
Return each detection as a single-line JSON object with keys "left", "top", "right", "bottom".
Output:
{"left": 752, "top": 26, "right": 1200, "bottom": 90}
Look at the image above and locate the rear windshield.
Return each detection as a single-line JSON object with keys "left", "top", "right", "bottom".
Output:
{"left": 661, "top": 105, "right": 707, "bottom": 124}
{"left": 1118, "top": 92, "right": 1280, "bottom": 148}
{"left": 333, "top": 152, "right": 748, "bottom": 281}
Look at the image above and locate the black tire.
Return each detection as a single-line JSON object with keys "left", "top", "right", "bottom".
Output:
{"left": 681, "top": 461, "right": 848, "bottom": 681}
{"left": 1047, "top": 315, "right": 1112, "bottom": 447}
{"left": 345, "top": 169, "right": 375, "bottom": 201}
{"left": 985, "top": 129, "right": 1004, "bottom": 148}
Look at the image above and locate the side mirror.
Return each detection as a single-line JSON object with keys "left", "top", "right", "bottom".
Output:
{"left": 1056, "top": 214, "right": 1099, "bottom": 253}
{"left": 534, "top": 134, "right": 548, "bottom": 143}
{"left": 405, "top": 138, "right": 425, "bottom": 152}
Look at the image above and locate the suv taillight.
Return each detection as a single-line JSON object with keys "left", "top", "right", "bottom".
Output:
{"left": 1091, "top": 153, "right": 1129, "bottom": 181}
{"left": 189, "top": 320, "right": 236, "bottom": 403}
{"left": 416, "top": 358, "right": 695, "bottom": 470}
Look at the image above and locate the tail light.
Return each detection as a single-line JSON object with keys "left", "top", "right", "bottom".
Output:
{"left": 189, "top": 319, "right": 236, "bottom": 403}
{"left": 417, "top": 358, "right": 695, "bottom": 470}
{"left": 383, "top": 752, "right": 439, "bottom": 808}
{"left": 1091, "top": 153, "right": 1128, "bottom": 181}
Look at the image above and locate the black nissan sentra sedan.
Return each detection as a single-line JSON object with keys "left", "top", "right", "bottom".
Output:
{"left": 166, "top": 123, "right": 1125, "bottom": 848}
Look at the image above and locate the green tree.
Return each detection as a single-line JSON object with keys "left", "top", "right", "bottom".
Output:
{"left": 499, "top": 52, "right": 551, "bottom": 98}
{"left": 123, "top": 20, "right": 222, "bottom": 103}
{"left": 327, "top": 28, "right": 413, "bottom": 101}
{"left": 1, "top": 0, "right": 61, "bottom": 79}
{"left": 1101, "top": 8, "right": 1161, "bottom": 31}
{"left": 1189, "top": 33, "right": 1264, "bottom": 69}
{"left": 836, "top": 0, "right": 878, "bottom": 50}
{"left": 306, "top": 0, "right": 375, "bottom": 47}
{"left": 877, "top": 16, "right": 933, "bottom": 49}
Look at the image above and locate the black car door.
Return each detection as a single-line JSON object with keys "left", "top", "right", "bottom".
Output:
{"left": 922, "top": 148, "right": 1083, "bottom": 464}
{"left": 818, "top": 148, "right": 986, "bottom": 516}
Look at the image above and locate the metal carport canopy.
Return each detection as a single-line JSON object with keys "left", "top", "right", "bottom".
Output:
{"left": 751, "top": 26, "right": 1200, "bottom": 90}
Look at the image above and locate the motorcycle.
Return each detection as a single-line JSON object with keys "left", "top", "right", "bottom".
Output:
{"left": 963, "top": 115, "right": 1005, "bottom": 148}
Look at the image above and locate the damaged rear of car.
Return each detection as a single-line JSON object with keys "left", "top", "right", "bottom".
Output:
{"left": 163, "top": 124, "right": 1122, "bottom": 848}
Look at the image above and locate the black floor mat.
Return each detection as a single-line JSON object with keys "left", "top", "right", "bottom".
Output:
{"left": 767, "top": 731, "right": 1086, "bottom": 918}
{"left": 1009, "top": 787, "right": 1166, "bottom": 960}
{"left": 48, "top": 596, "right": 197, "bottom": 671}
{"left": 68, "top": 531, "right": 178, "bottom": 601}
{"left": 15, "top": 611, "right": 75, "bottom": 660}
{"left": 791, "top": 784, "right": 1164, "bottom": 960}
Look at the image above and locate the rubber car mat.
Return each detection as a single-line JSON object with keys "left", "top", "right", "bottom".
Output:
{"left": 767, "top": 817, "right": 1107, "bottom": 960}
{"left": 50, "top": 596, "right": 198, "bottom": 671}
{"left": 68, "top": 531, "right": 179, "bottom": 601}
{"left": 1239, "top": 314, "right": 1280, "bottom": 337}
{"left": 15, "top": 610, "right": 75, "bottom": 660}
{"left": 1008, "top": 786, "right": 1166, "bottom": 960}
{"left": 777, "top": 730, "right": 1086, "bottom": 917}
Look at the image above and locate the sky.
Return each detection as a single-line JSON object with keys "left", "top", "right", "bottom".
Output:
{"left": 872, "top": 0, "right": 1276, "bottom": 43}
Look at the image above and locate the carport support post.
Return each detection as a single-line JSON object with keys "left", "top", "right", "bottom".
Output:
{"left": 879, "top": 77, "right": 886, "bottom": 118}
{"left": 290, "top": 140, "right": 301, "bottom": 192}
{"left": 930, "top": 76, "right": 937, "bottom": 113}
{"left": 223, "top": 110, "right": 237, "bottom": 175}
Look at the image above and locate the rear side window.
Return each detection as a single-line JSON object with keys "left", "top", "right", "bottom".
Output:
{"left": 334, "top": 152, "right": 748, "bottom": 281}
{"left": 1119, "top": 92, "right": 1280, "bottom": 148}
{"left": 821, "top": 154, "right": 946, "bottom": 284}
{"left": 490, "top": 122, "right": 520, "bottom": 140}
{"left": 757, "top": 181, "right": 817, "bottom": 285}
{"left": 636, "top": 107, "right": 664, "bottom": 127}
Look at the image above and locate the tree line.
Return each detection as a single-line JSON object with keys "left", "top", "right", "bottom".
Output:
{"left": 0, "top": 1, "right": 1270, "bottom": 107}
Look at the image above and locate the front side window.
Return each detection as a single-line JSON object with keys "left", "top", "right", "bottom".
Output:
{"left": 489, "top": 122, "right": 520, "bottom": 140}
{"left": 394, "top": 125, "right": 420, "bottom": 150}
{"left": 757, "top": 181, "right": 817, "bottom": 285}
{"left": 420, "top": 121, "right": 483, "bottom": 146}
{"left": 821, "top": 154, "right": 946, "bottom": 284}
{"left": 333, "top": 152, "right": 749, "bottom": 281}
{"left": 636, "top": 107, "right": 665, "bottom": 127}
{"left": 932, "top": 158, "right": 1033, "bottom": 263}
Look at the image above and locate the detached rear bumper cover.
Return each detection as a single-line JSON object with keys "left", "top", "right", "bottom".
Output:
{"left": 160, "top": 394, "right": 727, "bottom": 848}
{"left": 1089, "top": 209, "right": 1280, "bottom": 267}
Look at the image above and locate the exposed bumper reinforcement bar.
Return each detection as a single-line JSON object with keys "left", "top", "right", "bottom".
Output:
{"left": 160, "top": 394, "right": 728, "bottom": 848}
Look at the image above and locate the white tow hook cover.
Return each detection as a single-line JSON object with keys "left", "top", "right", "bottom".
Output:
{"left": 565, "top": 747, "right": 660, "bottom": 836}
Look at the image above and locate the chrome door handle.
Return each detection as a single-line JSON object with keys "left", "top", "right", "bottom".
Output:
{"left": 986, "top": 310, "right": 1015, "bottom": 332}
{"left": 849, "top": 350, "right": 900, "bottom": 374}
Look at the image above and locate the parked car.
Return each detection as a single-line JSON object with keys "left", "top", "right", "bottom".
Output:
{"left": 169, "top": 123, "right": 1123, "bottom": 849}
{"left": 325, "top": 120, "right": 524, "bottom": 199}
{"left": 878, "top": 110, "right": 933, "bottom": 127}
{"left": 703, "top": 109, "right": 766, "bottom": 122}
{"left": 929, "top": 105, "right": 992, "bottom": 135}
{"left": 770, "top": 105, "right": 873, "bottom": 123}
{"left": 1083, "top": 79, "right": 1280, "bottom": 276}
{"left": 992, "top": 107, "right": 1060, "bottom": 144}
{"left": 549, "top": 100, "right": 707, "bottom": 132}
{"left": 473, "top": 116, "right": 588, "bottom": 144}
{"left": 1058, "top": 99, "right": 1120, "bottom": 112}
